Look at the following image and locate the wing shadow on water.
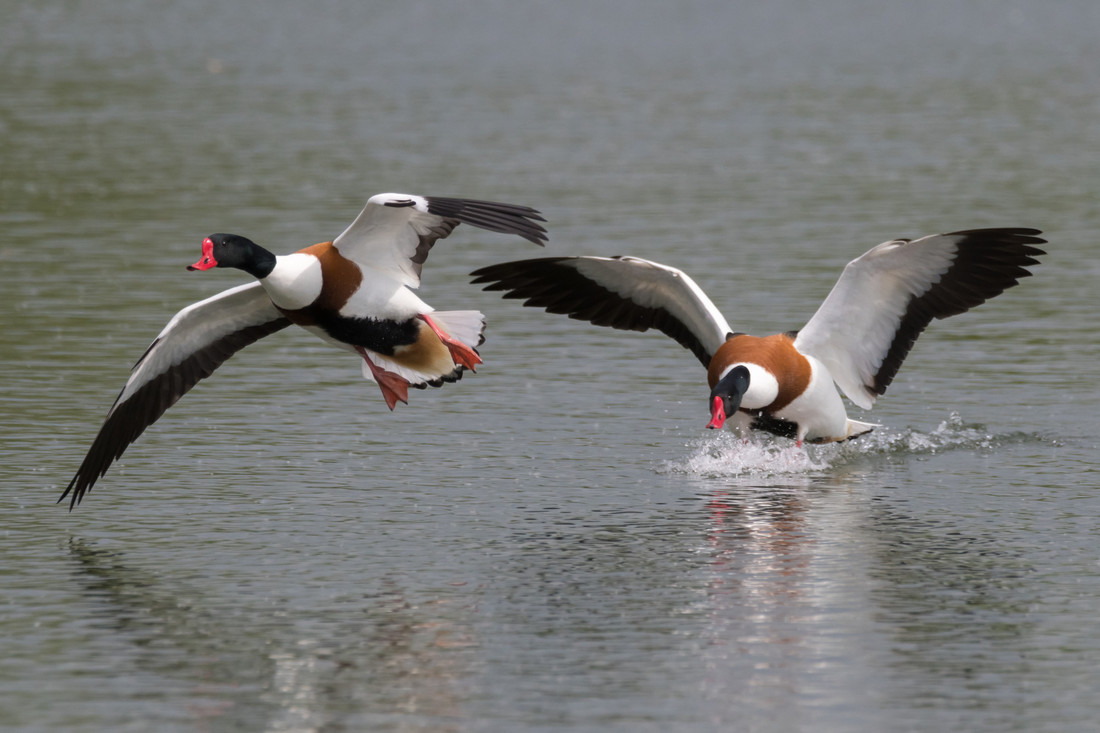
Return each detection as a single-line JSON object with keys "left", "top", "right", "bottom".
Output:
{"left": 65, "top": 538, "right": 477, "bottom": 731}
{"left": 480, "top": 483, "right": 898, "bottom": 727}
{"left": 685, "top": 479, "right": 1040, "bottom": 725}
{"left": 64, "top": 538, "right": 276, "bottom": 727}
{"left": 677, "top": 482, "right": 849, "bottom": 726}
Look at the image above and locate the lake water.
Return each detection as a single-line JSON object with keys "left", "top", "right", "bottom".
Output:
{"left": 3, "top": 1, "right": 1099, "bottom": 730}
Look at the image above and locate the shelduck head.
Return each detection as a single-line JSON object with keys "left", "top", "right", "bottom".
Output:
{"left": 189, "top": 233, "right": 276, "bottom": 279}
{"left": 705, "top": 365, "right": 750, "bottom": 430}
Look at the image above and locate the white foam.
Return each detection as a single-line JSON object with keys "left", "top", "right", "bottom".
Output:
{"left": 663, "top": 432, "right": 829, "bottom": 478}
{"left": 663, "top": 412, "right": 1021, "bottom": 478}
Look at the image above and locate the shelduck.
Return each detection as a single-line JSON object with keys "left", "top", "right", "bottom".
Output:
{"left": 62, "top": 193, "right": 547, "bottom": 507}
{"left": 471, "top": 228, "right": 1044, "bottom": 444}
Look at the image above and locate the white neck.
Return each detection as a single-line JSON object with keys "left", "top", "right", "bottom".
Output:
{"left": 717, "top": 362, "right": 778, "bottom": 410}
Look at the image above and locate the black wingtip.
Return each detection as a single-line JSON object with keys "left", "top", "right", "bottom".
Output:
{"left": 424, "top": 197, "right": 549, "bottom": 247}
{"left": 870, "top": 226, "right": 1048, "bottom": 397}
{"left": 469, "top": 257, "right": 570, "bottom": 285}
{"left": 467, "top": 256, "right": 716, "bottom": 367}
{"left": 57, "top": 477, "right": 83, "bottom": 511}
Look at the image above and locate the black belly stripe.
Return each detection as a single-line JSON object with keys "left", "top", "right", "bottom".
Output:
{"left": 313, "top": 311, "right": 420, "bottom": 355}
{"left": 745, "top": 410, "right": 799, "bottom": 439}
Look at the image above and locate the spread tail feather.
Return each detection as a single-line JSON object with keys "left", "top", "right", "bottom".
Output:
{"left": 359, "top": 352, "right": 467, "bottom": 390}
{"left": 357, "top": 310, "right": 487, "bottom": 393}
{"left": 845, "top": 419, "right": 877, "bottom": 441}
{"left": 424, "top": 309, "right": 486, "bottom": 349}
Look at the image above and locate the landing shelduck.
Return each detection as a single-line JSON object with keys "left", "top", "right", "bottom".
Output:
{"left": 471, "top": 228, "right": 1044, "bottom": 444}
{"left": 62, "top": 193, "right": 547, "bottom": 507}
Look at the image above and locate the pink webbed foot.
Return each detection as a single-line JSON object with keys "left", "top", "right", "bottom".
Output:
{"left": 419, "top": 313, "right": 482, "bottom": 372}
{"left": 356, "top": 347, "right": 410, "bottom": 411}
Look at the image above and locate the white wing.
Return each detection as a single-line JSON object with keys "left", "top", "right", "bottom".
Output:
{"left": 63, "top": 282, "right": 291, "bottom": 507}
{"left": 471, "top": 255, "right": 733, "bottom": 367}
{"left": 332, "top": 193, "right": 546, "bottom": 289}
{"left": 794, "top": 228, "right": 1044, "bottom": 409}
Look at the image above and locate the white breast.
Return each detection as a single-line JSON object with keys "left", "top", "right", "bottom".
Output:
{"left": 261, "top": 253, "right": 323, "bottom": 310}
{"left": 772, "top": 356, "right": 849, "bottom": 441}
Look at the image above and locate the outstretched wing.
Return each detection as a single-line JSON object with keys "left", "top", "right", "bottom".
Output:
{"left": 331, "top": 193, "right": 547, "bottom": 289}
{"left": 61, "top": 282, "right": 291, "bottom": 508}
{"left": 470, "top": 256, "right": 733, "bottom": 368}
{"left": 794, "top": 227, "right": 1045, "bottom": 409}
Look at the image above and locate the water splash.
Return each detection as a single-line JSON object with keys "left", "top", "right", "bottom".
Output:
{"left": 662, "top": 412, "right": 1041, "bottom": 478}
{"left": 665, "top": 434, "right": 828, "bottom": 478}
{"left": 839, "top": 411, "right": 998, "bottom": 456}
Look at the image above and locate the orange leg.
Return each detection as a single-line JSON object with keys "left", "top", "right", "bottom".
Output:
{"left": 356, "top": 347, "right": 409, "bottom": 411}
{"left": 418, "top": 314, "right": 482, "bottom": 372}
